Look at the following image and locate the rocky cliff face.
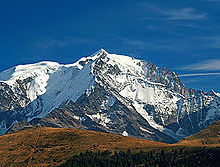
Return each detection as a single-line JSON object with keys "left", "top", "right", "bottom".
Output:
{"left": 1, "top": 49, "right": 220, "bottom": 143}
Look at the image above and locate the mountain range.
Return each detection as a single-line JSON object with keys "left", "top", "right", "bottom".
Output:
{"left": 0, "top": 49, "right": 219, "bottom": 143}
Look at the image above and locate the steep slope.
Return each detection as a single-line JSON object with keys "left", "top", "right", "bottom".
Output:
{"left": 0, "top": 51, "right": 101, "bottom": 135}
{"left": 1, "top": 49, "right": 220, "bottom": 143}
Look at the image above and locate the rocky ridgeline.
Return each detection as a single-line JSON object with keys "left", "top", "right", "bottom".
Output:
{"left": 0, "top": 49, "right": 219, "bottom": 143}
{"left": 142, "top": 61, "right": 219, "bottom": 119}
{"left": 0, "top": 78, "right": 31, "bottom": 112}
{"left": 142, "top": 62, "right": 188, "bottom": 96}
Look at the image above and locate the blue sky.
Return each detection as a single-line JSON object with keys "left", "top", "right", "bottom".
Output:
{"left": 0, "top": 0, "right": 220, "bottom": 92}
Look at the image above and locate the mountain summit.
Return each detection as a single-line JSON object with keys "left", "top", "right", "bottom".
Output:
{"left": 0, "top": 49, "right": 219, "bottom": 143}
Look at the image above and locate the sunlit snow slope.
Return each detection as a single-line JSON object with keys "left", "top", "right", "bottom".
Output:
{"left": 0, "top": 49, "right": 220, "bottom": 143}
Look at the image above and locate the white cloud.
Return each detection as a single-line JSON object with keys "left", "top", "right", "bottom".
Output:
{"left": 37, "top": 39, "right": 67, "bottom": 50}
{"left": 120, "top": 38, "right": 174, "bottom": 51}
{"left": 141, "top": 4, "right": 206, "bottom": 21}
{"left": 180, "top": 59, "right": 220, "bottom": 71}
{"left": 202, "top": 0, "right": 220, "bottom": 2}
{"left": 206, "top": 36, "right": 220, "bottom": 48}
{"left": 35, "top": 37, "right": 94, "bottom": 50}
{"left": 166, "top": 8, "right": 206, "bottom": 20}
{"left": 179, "top": 73, "right": 220, "bottom": 77}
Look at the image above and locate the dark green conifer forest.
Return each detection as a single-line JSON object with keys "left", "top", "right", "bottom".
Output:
{"left": 60, "top": 147, "right": 220, "bottom": 167}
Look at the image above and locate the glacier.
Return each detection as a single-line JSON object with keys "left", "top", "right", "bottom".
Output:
{"left": 0, "top": 49, "right": 219, "bottom": 143}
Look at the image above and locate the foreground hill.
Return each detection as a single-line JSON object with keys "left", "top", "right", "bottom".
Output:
{"left": 0, "top": 127, "right": 168, "bottom": 167}
{"left": 0, "top": 121, "right": 220, "bottom": 167}
{"left": 177, "top": 119, "right": 220, "bottom": 146}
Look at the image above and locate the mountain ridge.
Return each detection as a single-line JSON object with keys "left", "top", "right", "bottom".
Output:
{"left": 0, "top": 49, "right": 220, "bottom": 143}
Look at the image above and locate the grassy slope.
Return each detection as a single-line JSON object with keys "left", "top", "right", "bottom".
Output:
{"left": 177, "top": 120, "right": 220, "bottom": 146}
{"left": 0, "top": 127, "right": 169, "bottom": 167}
{"left": 0, "top": 120, "right": 219, "bottom": 167}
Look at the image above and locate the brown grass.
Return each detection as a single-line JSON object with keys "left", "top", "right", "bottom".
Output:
{"left": 176, "top": 120, "right": 220, "bottom": 147}
{"left": 0, "top": 120, "right": 219, "bottom": 167}
{"left": 0, "top": 127, "right": 169, "bottom": 167}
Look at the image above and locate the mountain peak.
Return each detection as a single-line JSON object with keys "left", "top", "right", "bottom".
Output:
{"left": 211, "top": 89, "right": 220, "bottom": 98}
{"left": 0, "top": 49, "right": 220, "bottom": 143}
{"left": 100, "top": 48, "right": 108, "bottom": 54}
{"left": 90, "top": 48, "right": 108, "bottom": 59}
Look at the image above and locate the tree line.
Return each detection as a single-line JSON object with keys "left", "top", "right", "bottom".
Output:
{"left": 60, "top": 147, "right": 220, "bottom": 167}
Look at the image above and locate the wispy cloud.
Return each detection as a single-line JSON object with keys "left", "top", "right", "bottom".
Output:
{"left": 205, "top": 36, "right": 220, "bottom": 49}
{"left": 141, "top": 4, "right": 206, "bottom": 21}
{"left": 180, "top": 59, "right": 220, "bottom": 71}
{"left": 120, "top": 38, "right": 174, "bottom": 51}
{"left": 119, "top": 37, "right": 205, "bottom": 52}
{"left": 179, "top": 72, "right": 220, "bottom": 77}
{"left": 36, "top": 39, "right": 67, "bottom": 50}
{"left": 35, "top": 37, "right": 94, "bottom": 50}
{"left": 166, "top": 8, "right": 206, "bottom": 20}
{"left": 202, "top": 0, "right": 220, "bottom": 2}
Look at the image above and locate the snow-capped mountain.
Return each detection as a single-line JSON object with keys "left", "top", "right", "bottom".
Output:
{"left": 0, "top": 49, "right": 220, "bottom": 143}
